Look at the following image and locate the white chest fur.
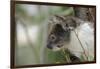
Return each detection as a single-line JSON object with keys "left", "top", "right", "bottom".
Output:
{"left": 64, "top": 23, "right": 94, "bottom": 60}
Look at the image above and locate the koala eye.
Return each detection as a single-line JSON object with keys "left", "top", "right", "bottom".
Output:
{"left": 50, "top": 35, "right": 56, "bottom": 41}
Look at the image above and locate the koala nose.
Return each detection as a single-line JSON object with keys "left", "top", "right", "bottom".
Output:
{"left": 47, "top": 45, "right": 52, "bottom": 49}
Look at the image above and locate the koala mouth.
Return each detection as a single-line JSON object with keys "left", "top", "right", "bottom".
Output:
{"left": 47, "top": 44, "right": 64, "bottom": 51}
{"left": 52, "top": 45, "right": 64, "bottom": 51}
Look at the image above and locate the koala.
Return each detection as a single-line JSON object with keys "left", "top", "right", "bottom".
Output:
{"left": 47, "top": 15, "right": 94, "bottom": 62}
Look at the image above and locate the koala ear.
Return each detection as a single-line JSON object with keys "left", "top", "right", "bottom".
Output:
{"left": 54, "top": 15, "right": 65, "bottom": 20}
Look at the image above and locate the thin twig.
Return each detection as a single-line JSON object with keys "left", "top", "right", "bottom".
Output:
{"left": 73, "top": 30, "right": 88, "bottom": 60}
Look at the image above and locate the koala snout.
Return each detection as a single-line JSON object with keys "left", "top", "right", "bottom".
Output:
{"left": 47, "top": 43, "right": 63, "bottom": 50}
{"left": 47, "top": 44, "right": 53, "bottom": 49}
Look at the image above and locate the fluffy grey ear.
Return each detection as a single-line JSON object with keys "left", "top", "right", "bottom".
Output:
{"left": 61, "top": 16, "right": 85, "bottom": 31}
{"left": 48, "top": 15, "right": 66, "bottom": 26}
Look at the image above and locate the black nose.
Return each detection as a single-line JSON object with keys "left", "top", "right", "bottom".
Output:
{"left": 47, "top": 45, "right": 52, "bottom": 49}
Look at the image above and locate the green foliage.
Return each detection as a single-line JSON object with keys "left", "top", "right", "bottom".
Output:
{"left": 48, "top": 6, "right": 74, "bottom": 16}
{"left": 45, "top": 49, "right": 67, "bottom": 64}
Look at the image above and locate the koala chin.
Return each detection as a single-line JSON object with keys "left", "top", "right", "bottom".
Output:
{"left": 47, "top": 15, "right": 94, "bottom": 61}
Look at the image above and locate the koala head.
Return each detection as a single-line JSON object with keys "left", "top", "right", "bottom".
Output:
{"left": 47, "top": 15, "right": 84, "bottom": 51}
{"left": 47, "top": 24, "right": 71, "bottom": 51}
